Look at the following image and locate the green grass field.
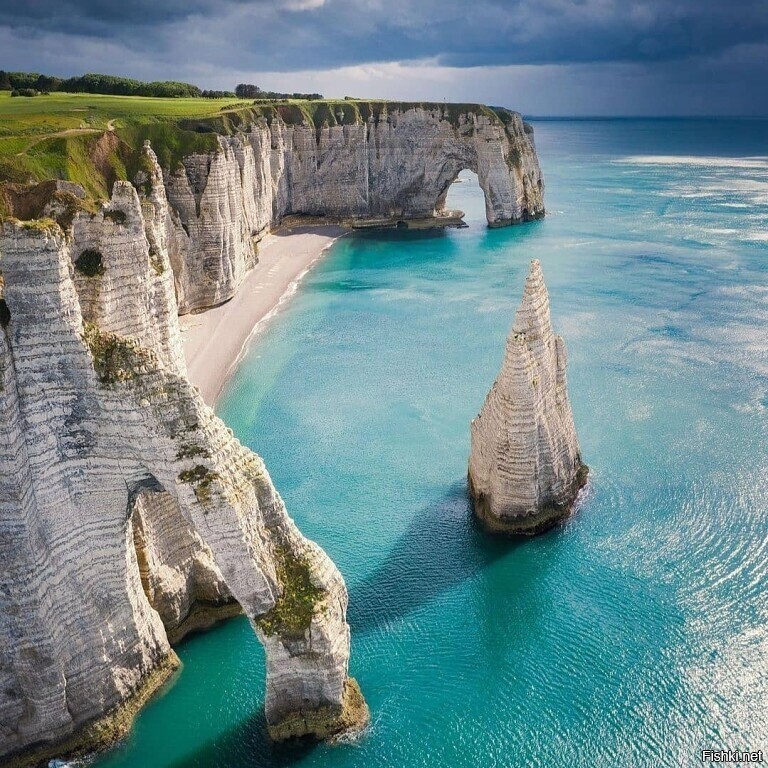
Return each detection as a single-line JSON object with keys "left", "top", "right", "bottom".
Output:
{"left": 0, "top": 91, "right": 251, "bottom": 199}
{"left": 0, "top": 90, "right": 248, "bottom": 136}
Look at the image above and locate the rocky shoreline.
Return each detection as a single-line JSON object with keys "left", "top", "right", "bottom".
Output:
{"left": 6, "top": 653, "right": 181, "bottom": 768}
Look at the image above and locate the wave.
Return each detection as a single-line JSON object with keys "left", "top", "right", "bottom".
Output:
{"left": 615, "top": 155, "right": 768, "bottom": 169}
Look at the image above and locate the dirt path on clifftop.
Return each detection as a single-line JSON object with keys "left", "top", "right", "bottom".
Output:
{"left": 15, "top": 120, "right": 116, "bottom": 155}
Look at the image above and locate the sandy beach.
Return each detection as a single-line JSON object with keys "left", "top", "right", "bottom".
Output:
{"left": 180, "top": 224, "right": 348, "bottom": 405}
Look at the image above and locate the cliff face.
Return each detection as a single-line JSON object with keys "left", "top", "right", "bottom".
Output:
{"left": 0, "top": 148, "right": 367, "bottom": 764}
{"left": 468, "top": 260, "right": 587, "bottom": 535}
{"left": 159, "top": 107, "right": 544, "bottom": 313}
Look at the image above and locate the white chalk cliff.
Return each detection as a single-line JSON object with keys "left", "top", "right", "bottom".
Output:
{"left": 0, "top": 101, "right": 545, "bottom": 764}
{"left": 0, "top": 146, "right": 367, "bottom": 765}
{"left": 468, "top": 260, "right": 587, "bottom": 535}
{"left": 155, "top": 104, "right": 544, "bottom": 312}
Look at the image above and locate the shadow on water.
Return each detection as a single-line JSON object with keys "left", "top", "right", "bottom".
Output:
{"left": 348, "top": 480, "right": 518, "bottom": 634}
{"left": 168, "top": 710, "right": 319, "bottom": 768}
{"left": 169, "top": 483, "right": 533, "bottom": 766}
{"left": 349, "top": 227, "right": 452, "bottom": 244}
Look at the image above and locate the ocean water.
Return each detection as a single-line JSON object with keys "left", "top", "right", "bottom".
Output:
{"left": 98, "top": 120, "right": 768, "bottom": 768}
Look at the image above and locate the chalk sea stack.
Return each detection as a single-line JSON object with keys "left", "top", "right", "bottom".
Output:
{"left": 468, "top": 260, "right": 587, "bottom": 535}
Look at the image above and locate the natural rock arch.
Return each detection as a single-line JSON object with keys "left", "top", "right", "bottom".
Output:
{"left": 159, "top": 106, "right": 545, "bottom": 313}
{"left": 433, "top": 165, "right": 489, "bottom": 222}
{"left": 127, "top": 478, "right": 240, "bottom": 644}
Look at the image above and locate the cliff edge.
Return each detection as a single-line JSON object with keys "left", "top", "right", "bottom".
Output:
{"left": 1, "top": 101, "right": 544, "bottom": 314}
{"left": 0, "top": 97, "right": 544, "bottom": 763}
{"left": 160, "top": 104, "right": 543, "bottom": 313}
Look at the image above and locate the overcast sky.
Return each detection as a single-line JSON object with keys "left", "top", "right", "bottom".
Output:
{"left": 1, "top": 0, "right": 767, "bottom": 115}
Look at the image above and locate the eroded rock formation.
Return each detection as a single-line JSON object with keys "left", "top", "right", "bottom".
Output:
{"left": 0, "top": 147, "right": 367, "bottom": 765}
{"left": 156, "top": 106, "right": 544, "bottom": 312}
{"left": 0, "top": 98, "right": 545, "bottom": 762}
{"left": 468, "top": 260, "right": 587, "bottom": 535}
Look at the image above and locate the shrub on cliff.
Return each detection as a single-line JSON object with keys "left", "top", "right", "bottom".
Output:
{"left": 75, "top": 249, "right": 105, "bottom": 277}
{"left": 256, "top": 546, "right": 325, "bottom": 639}
{"left": 178, "top": 464, "right": 220, "bottom": 503}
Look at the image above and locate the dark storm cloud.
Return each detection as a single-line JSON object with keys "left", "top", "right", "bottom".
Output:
{"left": 1, "top": 0, "right": 767, "bottom": 71}
{"left": 1, "top": 0, "right": 766, "bottom": 115}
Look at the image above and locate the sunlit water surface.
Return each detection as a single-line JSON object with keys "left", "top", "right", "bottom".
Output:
{"left": 98, "top": 119, "right": 768, "bottom": 768}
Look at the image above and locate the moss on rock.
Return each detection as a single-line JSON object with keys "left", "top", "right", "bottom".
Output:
{"left": 470, "top": 464, "right": 589, "bottom": 537}
{"left": 148, "top": 246, "right": 165, "bottom": 276}
{"left": 103, "top": 208, "right": 127, "bottom": 225}
{"left": 177, "top": 463, "right": 219, "bottom": 503}
{"left": 175, "top": 443, "right": 210, "bottom": 460}
{"left": 5, "top": 651, "right": 180, "bottom": 768}
{"left": 82, "top": 322, "right": 154, "bottom": 385}
{"left": 267, "top": 677, "right": 370, "bottom": 742}
{"left": 256, "top": 545, "right": 325, "bottom": 640}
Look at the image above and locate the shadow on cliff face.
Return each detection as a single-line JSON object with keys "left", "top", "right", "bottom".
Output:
{"left": 168, "top": 710, "right": 318, "bottom": 768}
{"left": 348, "top": 480, "right": 514, "bottom": 634}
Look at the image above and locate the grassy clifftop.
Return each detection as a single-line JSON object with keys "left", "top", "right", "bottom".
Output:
{"left": 0, "top": 91, "right": 519, "bottom": 215}
{"left": 0, "top": 91, "right": 244, "bottom": 199}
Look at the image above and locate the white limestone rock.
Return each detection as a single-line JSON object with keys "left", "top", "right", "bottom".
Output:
{"left": 468, "top": 260, "right": 587, "bottom": 535}
{"left": 156, "top": 106, "right": 544, "bottom": 313}
{"left": 0, "top": 182, "right": 366, "bottom": 764}
{"left": 0, "top": 102, "right": 542, "bottom": 760}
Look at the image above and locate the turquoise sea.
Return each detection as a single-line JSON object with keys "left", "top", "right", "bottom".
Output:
{"left": 99, "top": 119, "right": 768, "bottom": 767}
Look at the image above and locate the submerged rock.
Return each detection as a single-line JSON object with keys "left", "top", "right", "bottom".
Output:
{"left": 468, "top": 259, "right": 587, "bottom": 535}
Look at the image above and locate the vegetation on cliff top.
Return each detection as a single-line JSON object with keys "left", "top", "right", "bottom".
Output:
{"left": 1, "top": 71, "right": 323, "bottom": 101}
{"left": 2, "top": 71, "right": 206, "bottom": 99}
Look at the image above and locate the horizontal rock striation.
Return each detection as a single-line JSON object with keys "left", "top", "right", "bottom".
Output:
{"left": 468, "top": 260, "right": 587, "bottom": 535}
{"left": 0, "top": 149, "right": 367, "bottom": 765}
{"left": 156, "top": 106, "right": 544, "bottom": 312}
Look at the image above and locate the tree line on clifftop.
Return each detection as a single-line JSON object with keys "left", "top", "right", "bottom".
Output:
{"left": 234, "top": 83, "right": 323, "bottom": 100}
{"left": 0, "top": 71, "right": 322, "bottom": 101}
